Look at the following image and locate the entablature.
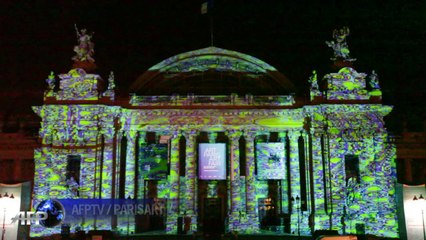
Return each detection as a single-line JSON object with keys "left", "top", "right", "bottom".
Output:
{"left": 119, "top": 108, "right": 305, "bottom": 131}
{"left": 129, "top": 94, "right": 295, "bottom": 107}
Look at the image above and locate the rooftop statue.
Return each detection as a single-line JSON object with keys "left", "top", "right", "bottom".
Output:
{"left": 325, "top": 26, "right": 356, "bottom": 62}
{"left": 107, "top": 71, "right": 116, "bottom": 90}
{"left": 309, "top": 70, "right": 319, "bottom": 90}
{"left": 46, "top": 71, "right": 55, "bottom": 90}
{"left": 369, "top": 70, "right": 380, "bottom": 89}
{"left": 72, "top": 24, "right": 95, "bottom": 63}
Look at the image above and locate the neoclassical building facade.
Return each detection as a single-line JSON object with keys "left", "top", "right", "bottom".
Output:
{"left": 31, "top": 28, "right": 398, "bottom": 237}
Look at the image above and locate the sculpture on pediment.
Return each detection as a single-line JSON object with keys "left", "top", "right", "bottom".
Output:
{"left": 369, "top": 70, "right": 380, "bottom": 89}
{"left": 326, "top": 26, "right": 356, "bottom": 62}
{"left": 309, "top": 70, "right": 319, "bottom": 90}
{"left": 46, "top": 71, "right": 55, "bottom": 90}
{"left": 72, "top": 24, "right": 95, "bottom": 63}
{"left": 103, "top": 71, "right": 116, "bottom": 100}
{"left": 107, "top": 71, "right": 116, "bottom": 90}
{"left": 44, "top": 71, "right": 56, "bottom": 99}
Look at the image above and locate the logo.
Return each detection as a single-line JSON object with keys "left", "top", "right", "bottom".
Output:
{"left": 10, "top": 212, "right": 48, "bottom": 225}
{"left": 32, "top": 199, "right": 65, "bottom": 228}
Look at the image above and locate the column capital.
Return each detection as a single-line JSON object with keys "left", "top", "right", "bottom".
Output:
{"left": 182, "top": 129, "right": 198, "bottom": 139}
{"left": 226, "top": 129, "right": 243, "bottom": 141}
{"left": 243, "top": 130, "right": 257, "bottom": 141}
{"left": 287, "top": 130, "right": 301, "bottom": 140}
{"left": 171, "top": 130, "right": 182, "bottom": 139}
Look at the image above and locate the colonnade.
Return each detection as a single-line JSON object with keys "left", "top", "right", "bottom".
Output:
{"left": 115, "top": 127, "right": 307, "bottom": 234}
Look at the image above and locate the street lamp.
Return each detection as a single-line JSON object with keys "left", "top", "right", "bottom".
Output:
{"left": 127, "top": 196, "right": 132, "bottom": 236}
{"left": 291, "top": 195, "right": 300, "bottom": 238}
{"left": 413, "top": 194, "right": 426, "bottom": 240}
{"left": 0, "top": 192, "right": 15, "bottom": 240}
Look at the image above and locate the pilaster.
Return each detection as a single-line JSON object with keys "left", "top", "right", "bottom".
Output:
{"left": 124, "top": 130, "right": 137, "bottom": 198}
{"left": 244, "top": 130, "right": 260, "bottom": 232}
{"left": 136, "top": 131, "right": 147, "bottom": 200}
{"left": 182, "top": 129, "right": 198, "bottom": 231}
{"left": 166, "top": 131, "right": 181, "bottom": 233}
{"left": 227, "top": 130, "right": 243, "bottom": 231}
{"left": 278, "top": 132, "right": 290, "bottom": 214}
{"left": 288, "top": 130, "right": 301, "bottom": 234}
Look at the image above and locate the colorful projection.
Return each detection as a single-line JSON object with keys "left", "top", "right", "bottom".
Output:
{"left": 31, "top": 27, "right": 398, "bottom": 238}
{"left": 139, "top": 144, "right": 168, "bottom": 180}
{"left": 149, "top": 46, "right": 277, "bottom": 73}
{"left": 256, "top": 143, "right": 286, "bottom": 179}
{"left": 199, "top": 143, "right": 226, "bottom": 180}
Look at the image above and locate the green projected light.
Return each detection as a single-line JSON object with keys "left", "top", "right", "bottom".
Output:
{"left": 30, "top": 27, "right": 398, "bottom": 238}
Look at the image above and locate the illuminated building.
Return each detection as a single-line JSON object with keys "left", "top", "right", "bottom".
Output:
{"left": 30, "top": 27, "right": 399, "bottom": 237}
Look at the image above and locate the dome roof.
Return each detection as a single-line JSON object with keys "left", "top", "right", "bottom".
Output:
{"left": 130, "top": 47, "right": 295, "bottom": 95}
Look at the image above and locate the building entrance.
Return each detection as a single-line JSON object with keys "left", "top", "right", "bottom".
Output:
{"left": 198, "top": 179, "right": 227, "bottom": 235}
{"left": 201, "top": 197, "right": 225, "bottom": 234}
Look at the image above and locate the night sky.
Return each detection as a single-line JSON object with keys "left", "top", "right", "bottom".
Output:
{"left": 1, "top": 1, "right": 425, "bottom": 132}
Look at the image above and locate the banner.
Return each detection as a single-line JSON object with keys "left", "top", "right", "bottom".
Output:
{"left": 139, "top": 144, "right": 168, "bottom": 180}
{"left": 199, "top": 143, "right": 226, "bottom": 180}
{"left": 256, "top": 143, "right": 286, "bottom": 179}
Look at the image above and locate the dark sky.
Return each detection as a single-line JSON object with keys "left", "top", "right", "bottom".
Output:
{"left": 1, "top": 1, "right": 425, "bottom": 132}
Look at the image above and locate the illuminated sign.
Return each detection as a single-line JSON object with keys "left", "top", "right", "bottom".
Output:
{"left": 256, "top": 143, "right": 285, "bottom": 179}
{"left": 199, "top": 143, "right": 226, "bottom": 180}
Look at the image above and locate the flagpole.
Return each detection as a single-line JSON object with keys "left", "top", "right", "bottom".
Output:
{"left": 210, "top": 14, "right": 214, "bottom": 46}
{"left": 201, "top": 0, "right": 214, "bottom": 46}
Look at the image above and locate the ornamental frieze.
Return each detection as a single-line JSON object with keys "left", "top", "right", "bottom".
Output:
{"left": 119, "top": 109, "right": 305, "bottom": 128}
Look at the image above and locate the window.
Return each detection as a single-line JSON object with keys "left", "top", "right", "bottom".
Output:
{"left": 66, "top": 155, "right": 81, "bottom": 184}
{"left": 66, "top": 155, "right": 81, "bottom": 197}
{"left": 345, "top": 155, "right": 360, "bottom": 184}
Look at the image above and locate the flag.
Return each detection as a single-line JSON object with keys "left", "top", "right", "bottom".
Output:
{"left": 201, "top": 2, "right": 208, "bottom": 14}
{"left": 201, "top": 0, "right": 213, "bottom": 14}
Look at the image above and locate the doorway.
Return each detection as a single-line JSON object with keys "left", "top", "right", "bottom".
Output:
{"left": 202, "top": 197, "right": 225, "bottom": 234}
{"left": 198, "top": 180, "right": 227, "bottom": 235}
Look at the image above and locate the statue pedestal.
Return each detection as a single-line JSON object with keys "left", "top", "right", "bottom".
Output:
{"left": 73, "top": 61, "right": 97, "bottom": 73}
{"left": 332, "top": 59, "right": 353, "bottom": 70}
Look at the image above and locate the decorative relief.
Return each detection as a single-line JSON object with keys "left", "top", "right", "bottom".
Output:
{"left": 56, "top": 68, "right": 101, "bottom": 100}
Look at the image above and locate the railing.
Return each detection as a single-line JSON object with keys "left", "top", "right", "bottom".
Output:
{"left": 129, "top": 94, "right": 295, "bottom": 107}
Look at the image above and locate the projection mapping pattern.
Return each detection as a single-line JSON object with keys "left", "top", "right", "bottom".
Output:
{"left": 30, "top": 27, "right": 397, "bottom": 238}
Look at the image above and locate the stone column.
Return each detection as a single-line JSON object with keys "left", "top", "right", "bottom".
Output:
{"left": 136, "top": 131, "right": 147, "bottom": 199}
{"left": 278, "top": 132, "right": 289, "bottom": 214}
{"left": 119, "top": 130, "right": 137, "bottom": 234}
{"left": 166, "top": 131, "right": 181, "bottom": 233}
{"left": 244, "top": 131, "right": 260, "bottom": 232}
{"left": 100, "top": 128, "right": 114, "bottom": 198}
{"left": 227, "top": 129, "right": 243, "bottom": 231}
{"left": 300, "top": 131, "right": 311, "bottom": 235}
{"left": 125, "top": 130, "right": 137, "bottom": 198}
{"left": 288, "top": 130, "right": 301, "bottom": 234}
{"left": 183, "top": 129, "right": 198, "bottom": 231}
{"left": 311, "top": 128, "right": 332, "bottom": 231}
